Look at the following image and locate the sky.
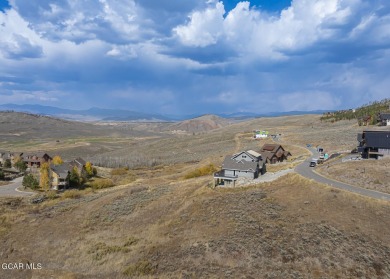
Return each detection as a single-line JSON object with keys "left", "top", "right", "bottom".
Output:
{"left": 0, "top": 0, "right": 390, "bottom": 115}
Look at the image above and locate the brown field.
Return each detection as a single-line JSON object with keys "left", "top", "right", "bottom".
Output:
{"left": 1, "top": 112, "right": 390, "bottom": 278}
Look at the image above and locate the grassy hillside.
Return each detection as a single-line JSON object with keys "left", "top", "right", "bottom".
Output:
{"left": 1, "top": 113, "right": 390, "bottom": 278}
{"left": 320, "top": 98, "right": 390, "bottom": 125}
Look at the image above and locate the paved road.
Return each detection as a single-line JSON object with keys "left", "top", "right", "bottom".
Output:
{"left": 295, "top": 147, "right": 390, "bottom": 201}
{"left": 0, "top": 177, "right": 35, "bottom": 197}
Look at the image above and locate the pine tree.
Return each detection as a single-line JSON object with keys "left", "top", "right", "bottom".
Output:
{"left": 68, "top": 166, "right": 80, "bottom": 188}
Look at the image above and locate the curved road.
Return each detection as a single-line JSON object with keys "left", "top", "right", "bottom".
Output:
{"left": 295, "top": 147, "right": 390, "bottom": 201}
{"left": 0, "top": 177, "right": 35, "bottom": 197}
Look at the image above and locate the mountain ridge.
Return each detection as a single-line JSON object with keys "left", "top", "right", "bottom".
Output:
{"left": 0, "top": 103, "right": 331, "bottom": 122}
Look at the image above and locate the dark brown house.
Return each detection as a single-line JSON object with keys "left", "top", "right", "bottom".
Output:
{"left": 23, "top": 152, "right": 52, "bottom": 168}
{"left": 357, "top": 130, "right": 390, "bottom": 159}
{"left": 259, "top": 144, "right": 291, "bottom": 164}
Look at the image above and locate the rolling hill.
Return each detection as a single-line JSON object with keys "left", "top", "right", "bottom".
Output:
{"left": 159, "top": 114, "right": 234, "bottom": 133}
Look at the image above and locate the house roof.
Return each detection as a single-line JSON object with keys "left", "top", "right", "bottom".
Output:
{"left": 51, "top": 163, "right": 71, "bottom": 178}
{"left": 231, "top": 150, "right": 259, "bottom": 161}
{"left": 247, "top": 150, "right": 261, "bottom": 158}
{"left": 283, "top": 151, "right": 292, "bottom": 157}
{"left": 260, "top": 150, "right": 276, "bottom": 160}
{"left": 222, "top": 156, "right": 259, "bottom": 172}
{"left": 23, "top": 152, "right": 51, "bottom": 158}
{"left": 71, "top": 157, "right": 86, "bottom": 167}
{"left": 380, "top": 113, "right": 390, "bottom": 120}
{"left": 260, "top": 144, "right": 284, "bottom": 153}
{"left": 362, "top": 130, "right": 390, "bottom": 149}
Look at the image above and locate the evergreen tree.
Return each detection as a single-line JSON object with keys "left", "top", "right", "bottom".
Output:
{"left": 68, "top": 166, "right": 80, "bottom": 187}
{"left": 4, "top": 159, "right": 11, "bottom": 168}
{"left": 23, "top": 174, "right": 39, "bottom": 190}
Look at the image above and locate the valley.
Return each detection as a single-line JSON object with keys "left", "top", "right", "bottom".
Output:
{"left": 0, "top": 112, "right": 390, "bottom": 278}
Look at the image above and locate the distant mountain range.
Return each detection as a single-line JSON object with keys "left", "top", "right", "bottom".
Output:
{"left": 0, "top": 103, "right": 331, "bottom": 122}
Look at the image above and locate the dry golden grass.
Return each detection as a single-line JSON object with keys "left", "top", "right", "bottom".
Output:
{"left": 88, "top": 178, "right": 115, "bottom": 190}
{"left": 317, "top": 157, "right": 390, "bottom": 193}
{"left": 2, "top": 114, "right": 390, "bottom": 278}
{"left": 183, "top": 163, "right": 218, "bottom": 179}
{"left": 62, "top": 189, "right": 82, "bottom": 199}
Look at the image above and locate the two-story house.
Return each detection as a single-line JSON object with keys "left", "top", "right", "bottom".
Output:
{"left": 23, "top": 152, "right": 52, "bottom": 168}
{"left": 357, "top": 130, "right": 390, "bottom": 159}
{"left": 214, "top": 150, "right": 266, "bottom": 186}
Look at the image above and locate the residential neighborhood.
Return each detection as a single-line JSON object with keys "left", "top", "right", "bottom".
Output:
{"left": 0, "top": 150, "right": 91, "bottom": 190}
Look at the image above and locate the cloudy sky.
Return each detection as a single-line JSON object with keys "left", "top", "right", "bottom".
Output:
{"left": 0, "top": 0, "right": 389, "bottom": 115}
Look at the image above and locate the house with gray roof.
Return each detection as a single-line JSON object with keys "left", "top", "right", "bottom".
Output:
{"left": 379, "top": 113, "right": 390, "bottom": 126}
{"left": 357, "top": 130, "right": 390, "bottom": 159}
{"left": 214, "top": 150, "right": 266, "bottom": 186}
{"left": 69, "top": 157, "right": 87, "bottom": 176}
{"left": 50, "top": 163, "right": 71, "bottom": 190}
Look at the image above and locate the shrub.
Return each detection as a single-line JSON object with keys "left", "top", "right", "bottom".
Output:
{"left": 110, "top": 168, "right": 128, "bottom": 176}
{"left": 123, "top": 260, "right": 155, "bottom": 277}
{"left": 14, "top": 160, "right": 27, "bottom": 172}
{"left": 89, "top": 178, "right": 114, "bottom": 190}
{"left": 63, "top": 189, "right": 81, "bottom": 199}
{"left": 184, "top": 163, "right": 218, "bottom": 179}
{"left": 0, "top": 171, "right": 4, "bottom": 180}
{"left": 4, "top": 159, "right": 11, "bottom": 168}
{"left": 46, "top": 190, "right": 58, "bottom": 200}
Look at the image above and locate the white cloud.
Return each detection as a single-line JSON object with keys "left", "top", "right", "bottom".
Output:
{"left": 0, "top": 9, "right": 44, "bottom": 59}
{"left": 0, "top": 0, "right": 390, "bottom": 114}
{"left": 174, "top": 2, "right": 225, "bottom": 47}
{"left": 174, "top": 0, "right": 359, "bottom": 59}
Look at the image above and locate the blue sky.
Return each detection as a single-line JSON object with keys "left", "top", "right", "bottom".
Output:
{"left": 0, "top": 0, "right": 390, "bottom": 115}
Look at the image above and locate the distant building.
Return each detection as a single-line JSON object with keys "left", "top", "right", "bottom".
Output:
{"left": 0, "top": 151, "right": 23, "bottom": 166}
{"left": 214, "top": 150, "right": 266, "bottom": 186}
{"left": 23, "top": 152, "right": 52, "bottom": 168}
{"left": 379, "top": 113, "right": 390, "bottom": 126}
{"left": 357, "top": 130, "right": 390, "bottom": 159}
{"left": 254, "top": 130, "right": 268, "bottom": 139}
{"left": 259, "top": 144, "right": 291, "bottom": 164}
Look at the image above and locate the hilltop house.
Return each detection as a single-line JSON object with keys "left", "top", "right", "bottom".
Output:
{"left": 23, "top": 152, "right": 52, "bottom": 168}
{"left": 379, "top": 113, "right": 390, "bottom": 126}
{"left": 50, "top": 164, "right": 71, "bottom": 190}
{"left": 214, "top": 150, "right": 266, "bottom": 186}
{"left": 357, "top": 130, "right": 390, "bottom": 159}
{"left": 259, "top": 144, "right": 291, "bottom": 164}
